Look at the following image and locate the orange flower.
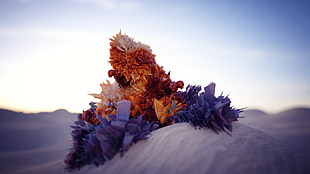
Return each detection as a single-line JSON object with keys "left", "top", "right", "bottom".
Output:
{"left": 153, "top": 96, "right": 183, "bottom": 124}
{"left": 91, "top": 32, "right": 184, "bottom": 123}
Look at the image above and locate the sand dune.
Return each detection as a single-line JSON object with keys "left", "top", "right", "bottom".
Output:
{"left": 0, "top": 109, "right": 76, "bottom": 174}
{"left": 239, "top": 107, "right": 310, "bottom": 173}
{"left": 0, "top": 108, "right": 309, "bottom": 174}
{"left": 73, "top": 123, "right": 300, "bottom": 174}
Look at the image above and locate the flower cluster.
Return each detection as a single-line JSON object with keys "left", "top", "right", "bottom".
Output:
{"left": 65, "top": 32, "right": 241, "bottom": 170}
{"left": 172, "top": 83, "right": 241, "bottom": 134}
{"left": 90, "top": 32, "right": 184, "bottom": 123}
{"left": 65, "top": 100, "right": 158, "bottom": 171}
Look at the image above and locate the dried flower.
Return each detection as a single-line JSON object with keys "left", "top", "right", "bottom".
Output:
{"left": 89, "top": 80, "right": 122, "bottom": 119}
{"left": 105, "top": 32, "right": 184, "bottom": 122}
{"left": 173, "top": 83, "right": 241, "bottom": 134}
{"left": 65, "top": 100, "right": 158, "bottom": 171}
{"left": 65, "top": 32, "right": 241, "bottom": 171}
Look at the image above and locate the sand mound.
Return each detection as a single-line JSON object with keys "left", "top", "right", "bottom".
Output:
{"left": 0, "top": 109, "right": 76, "bottom": 174}
{"left": 24, "top": 123, "right": 299, "bottom": 174}
{"left": 239, "top": 108, "right": 310, "bottom": 173}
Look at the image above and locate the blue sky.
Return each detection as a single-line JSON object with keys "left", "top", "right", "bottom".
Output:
{"left": 0, "top": 0, "right": 309, "bottom": 113}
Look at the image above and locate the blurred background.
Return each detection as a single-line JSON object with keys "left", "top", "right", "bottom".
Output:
{"left": 0, "top": 0, "right": 309, "bottom": 113}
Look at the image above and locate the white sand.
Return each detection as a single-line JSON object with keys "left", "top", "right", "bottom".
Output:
{"left": 1, "top": 108, "right": 308, "bottom": 174}
{"left": 23, "top": 123, "right": 300, "bottom": 174}
{"left": 239, "top": 108, "right": 310, "bottom": 173}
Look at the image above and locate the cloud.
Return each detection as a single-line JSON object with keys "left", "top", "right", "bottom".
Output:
{"left": 70, "top": 0, "right": 141, "bottom": 11}
{"left": 0, "top": 27, "right": 105, "bottom": 41}
{"left": 206, "top": 45, "right": 269, "bottom": 60}
{"left": 0, "top": 28, "right": 26, "bottom": 37}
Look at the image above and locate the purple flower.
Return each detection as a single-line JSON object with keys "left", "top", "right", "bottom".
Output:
{"left": 173, "top": 83, "right": 241, "bottom": 134}
{"left": 65, "top": 100, "right": 158, "bottom": 170}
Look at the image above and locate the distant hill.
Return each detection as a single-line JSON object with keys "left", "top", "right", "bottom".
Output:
{"left": 0, "top": 108, "right": 78, "bottom": 174}
{"left": 273, "top": 107, "right": 310, "bottom": 121}
{"left": 239, "top": 107, "right": 310, "bottom": 173}
{"left": 0, "top": 108, "right": 78, "bottom": 150}
{"left": 0, "top": 108, "right": 77, "bottom": 118}
{"left": 239, "top": 109, "right": 268, "bottom": 118}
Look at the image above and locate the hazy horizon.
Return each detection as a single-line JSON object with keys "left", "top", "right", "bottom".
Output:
{"left": 1, "top": 0, "right": 309, "bottom": 114}
{"left": 1, "top": 104, "right": 310, "bottom": 115}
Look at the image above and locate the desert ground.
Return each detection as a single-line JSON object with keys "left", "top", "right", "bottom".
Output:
{"left": 0, "top": 107, "right": 309, "bottom": 174}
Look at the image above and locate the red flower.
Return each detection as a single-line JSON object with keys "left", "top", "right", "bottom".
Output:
{"left": 81, "top": 109, "right": 100, "bottom": 125}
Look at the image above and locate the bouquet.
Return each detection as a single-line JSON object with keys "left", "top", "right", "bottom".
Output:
{"left": 64, "top": 32, "right": 241, "bottom": 170}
